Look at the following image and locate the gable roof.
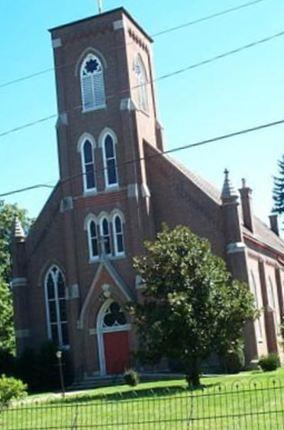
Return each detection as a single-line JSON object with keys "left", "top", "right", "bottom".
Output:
{"left": 145, "top": 142, "right": 284, "bottom": 257}
{"left": 167, "top": 155, "right": 222, "bottom": 205}
{"left": 243, "top": 216, "right": 284, "bottom": 256}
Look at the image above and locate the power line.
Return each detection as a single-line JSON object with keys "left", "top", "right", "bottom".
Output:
{"left": 0, "top": 0, "right": 269, "bottom": 89}
{"left": 1, "top": 117, "right": 284, "bottom": 198}
{"left": 152, "top": 0, "right": 268, "bottom": 37}
{"left": 1, "top": 27, "right": 284, "bottom": 140}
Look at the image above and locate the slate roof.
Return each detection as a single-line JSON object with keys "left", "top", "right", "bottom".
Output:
{"left": 160, "top": 151, "right": 284, "bottom": 256}
{"left": 162, "top": 153, "right": 222, "bottom": 205}
{"left": 243, "top": 217, "right": 284, "bottom": 256}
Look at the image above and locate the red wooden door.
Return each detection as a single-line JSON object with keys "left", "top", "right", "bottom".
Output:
{"left": 104, "top": 331, "right": 130, "bottom": 374}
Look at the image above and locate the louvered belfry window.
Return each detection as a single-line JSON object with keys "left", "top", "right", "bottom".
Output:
{"left": 81, "top": 54, "right": 106, "bottom": 111}
{"left": 134, "top": 56, "right": 148, "bottom": 112}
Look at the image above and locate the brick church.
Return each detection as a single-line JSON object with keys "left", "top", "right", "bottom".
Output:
{"left": 11, "top": 7, "right": 284, "bottom": 382}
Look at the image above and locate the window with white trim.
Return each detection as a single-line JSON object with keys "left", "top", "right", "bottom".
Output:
{"left": 268, "top": 276, "right": 281, "bottom": 326}
{"left": 102, "top": 302, "right": 127, "bottom": 328}
{"left": 88, "top": 219, "right": 99, "bottom": 259}
{"left": 113, "top": 214, "right": 125, "bottom": 255}
{"left": 82, "top": 139, "right": 96, "bottom": 192}
{"left": 100, "top": 217, "right": 111, "bottom": 255}
{"left": 44, "top": 266, "right": 69, "bottom": 347}
{"left": 80, "top": 53, "right": 106, "bottom": 111}
{"left": 250, "top": 271, "right": 263, "bottom": 340}
{"left": 268, "top": 277, "right": 276, "bottom": 310}
{"left": 134, "top": 55, "right": 148, "bottom": 112}
{"left": 102, "top": 133, "right": 118, "bottom": 187}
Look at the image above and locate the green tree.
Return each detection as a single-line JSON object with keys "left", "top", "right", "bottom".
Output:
{"left": 0, "top": 201, "right": 31, "bottom": 355}
{"left": 0, "top": 278, "right": 15, "bottom": 354}
{"left": 272, "top": 154, "right": 284, "bottom": 225}
{"left": 130, "top": 225, "right": 257, "bottom": 387}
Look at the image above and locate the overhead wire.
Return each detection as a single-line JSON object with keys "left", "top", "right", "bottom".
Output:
{"left": 0, "top": 0, "right": 270, "bottom": 89}
{"left": 1, "top": 26, "right": 284, "bottom": 139}
{"left": 1, "top": 117, "right": 284, "bottom": 198}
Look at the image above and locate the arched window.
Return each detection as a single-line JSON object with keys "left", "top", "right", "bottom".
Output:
{"left": 134, "top": 55, "right": 148, "bottom": 112}
{"left": 102, "top": 302, "right": 127, "bottom": 329}
{"left": 268, "top": 277, "right": 276, "bottom": 310}
{"left": 88, "top": 219, "right": 99, "bottom": 259}
{"left": 102, "top": 133, "right": 118, "bottom": 188}
{"left": 100, "top": 217, "right": 111, "bottom": 255}
{"left": 44, "top": 266, "right": 69, "bottom": 347}
{"left": 113, "top": 214, "right": 125, "bottom": 255}
{"left": 80, "top": 53, "right": 106, "bottom": 111}
{"left": 81, "top": 139, "right": 96, "bottom": 192}
{"left": 250, "top": 271, "right": 263, "bottom": 340}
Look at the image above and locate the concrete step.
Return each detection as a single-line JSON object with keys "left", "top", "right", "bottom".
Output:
{"left": 69, "top": 372, "right": 185, "bottom": 391}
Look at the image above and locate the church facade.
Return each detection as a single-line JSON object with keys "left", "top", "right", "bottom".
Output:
{"left": 12, "top": 8, "right": 284, "bottom": 381}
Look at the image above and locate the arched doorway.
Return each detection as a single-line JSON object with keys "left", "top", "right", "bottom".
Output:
{"left": 97, "top": 300, "right": 131, "bottom": 375}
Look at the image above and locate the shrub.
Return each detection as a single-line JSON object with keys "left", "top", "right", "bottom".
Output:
{"left": 0, "top": 351, "right": 16, "bottom": 376}
{"left": 221, "top": 348, "right": 245, "bottom": 374}
{"left": 124, "top": 369, "right": 140, "bottom": 387}
{"left": 258, "top": 353, "right": 280, "bottom": 372}
{"left": 16, "top": 342, "right": 74, "bottom": 393}
{"left": 280, "top": 319, "right": 284, "bottom": 350}
{"left": 0, "top": 375, "right": 27, "bottom": 409}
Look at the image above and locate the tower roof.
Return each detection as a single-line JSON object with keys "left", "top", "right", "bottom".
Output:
{"left": 49, "top": 7, "right": 153, "bottom": 43}
{"left": 13, "top": 217, "right": 26, "bottom": 241}
{"left": 221, "top": 169, "right": 238, "bottom": 200}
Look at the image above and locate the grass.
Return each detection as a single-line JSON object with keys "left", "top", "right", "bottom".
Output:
{"left": 1, "top": 368, "right": 284, "bottom": 429}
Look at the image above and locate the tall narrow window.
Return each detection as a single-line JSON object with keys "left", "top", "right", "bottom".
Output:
{"left": 45, "top": 266, "right": 69, "bottom": 347}
{"left": 250, "top": 271, "right": 263, "bottom": 340}
{"left": 88, "top": 220, "right": 99, "bottom": 259}
{"left": 80, "top": 54, "right": 106, "bottom": 111}
{"left": 103, "top": 133, "right": 118, "bottom": 187}
{"left": 101, "top": 218, "right": 111, "bottom": 255}
{"left": 82, "top": 139, "right": 96, "bottom": 191}
{"left": 134, "top": 56, "right": 148, "bottom": 112}
{"left": 113, "top": 214, "right": 125, "bottom": 255}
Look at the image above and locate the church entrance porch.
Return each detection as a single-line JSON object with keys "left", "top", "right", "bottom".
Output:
{"left": 97, "top": 300, "right": 131, "bottom": 375}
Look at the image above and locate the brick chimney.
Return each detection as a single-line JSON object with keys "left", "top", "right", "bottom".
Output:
{"left": 269, "top": 214, "right": 279, "bottom": 236}
{"left": 239, "top": 178, "right": 254, "bottom": 233}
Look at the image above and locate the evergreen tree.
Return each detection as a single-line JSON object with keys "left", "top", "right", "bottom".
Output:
{"left": 272, "top": 154, "right": 284, "bottom": 224}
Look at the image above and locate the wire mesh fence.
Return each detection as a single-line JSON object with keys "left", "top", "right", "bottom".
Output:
{"left": 1, "top": 377, "right": 284, "bottom": 429}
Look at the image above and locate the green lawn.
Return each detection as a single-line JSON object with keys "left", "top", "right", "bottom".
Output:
{"left": 2, "top": 369, "right": 284, "bottom": 429}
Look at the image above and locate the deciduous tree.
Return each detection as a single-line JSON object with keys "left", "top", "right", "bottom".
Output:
{"left": 130, "top": 225, "right": 257, "bottom": 387}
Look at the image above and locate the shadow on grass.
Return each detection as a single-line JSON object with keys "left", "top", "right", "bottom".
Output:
{"left": 51, "top": 382, "right": 221, "bottom": 405}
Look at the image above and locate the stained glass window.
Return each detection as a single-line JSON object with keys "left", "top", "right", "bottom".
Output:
{"left": 103, "top": 302, "right": 127, "bottom": 328}
{"left": 103, "top": 134, "right": 118, "bottom": 187}
{"left": 45, "top": 266, "right": 69, "bottom": 347}
{"left": 88, "top": 220, "right": 99, "bottom": 259}
{"left": 82, "top": 140, "right": 96, "bottom": 191}
{"left": 101, "top": 218, "right": 111, "bottom": 255}
{"left": 113, "top": 215, "right": 124, "bottom": 255}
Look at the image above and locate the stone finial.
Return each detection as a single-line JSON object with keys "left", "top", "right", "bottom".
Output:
{"left": 221, "top": 169, "right": 238, "bottom": 200}
{"left": 13, "top": 217, "right": 26, "bottom": 242}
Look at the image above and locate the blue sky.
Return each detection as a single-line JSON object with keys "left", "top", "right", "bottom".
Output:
{"left": 0, "top": 0, "right": 284, "bottom": 227}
